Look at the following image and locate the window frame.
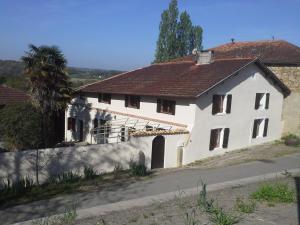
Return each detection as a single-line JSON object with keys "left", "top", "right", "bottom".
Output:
{"left": 157, "top": 98, "right": 176, "bottom": 115}
{"left": 255, "top": 93, "right": 270, "bottom": 110}
{"left": 125, "top": 95, "right": 140, "bottom": 109}
{"left": 212, "top": 94, "right": 232, "bottom": 115}
{"left": 252, "top": 118, "right": 269, "bottom": 139}
{"left": 98, "top": 93, "right": 111, "bottom": 104}
{"left": 209, "top": 127, "right": 230, "bottom": 150}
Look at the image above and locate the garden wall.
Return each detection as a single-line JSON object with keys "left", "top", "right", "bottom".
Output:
{"left": 0, "top": 134, "right": 185, "bottom": 184}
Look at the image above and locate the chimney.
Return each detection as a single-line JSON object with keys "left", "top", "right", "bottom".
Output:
{"left": 197, "top": 50, "right": 214, "bottom": 65}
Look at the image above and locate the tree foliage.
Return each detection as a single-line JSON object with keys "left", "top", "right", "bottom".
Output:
{"left": 22, "top": 44, "right": 73, "bottom": 115}
{"left": 0, "top": 103, "right": 43, "bottom": 150}
{"left": 154, "top": 0, "right": 203, "bottom": 63}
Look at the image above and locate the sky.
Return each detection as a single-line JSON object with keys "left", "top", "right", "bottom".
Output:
{"left": 0, "top": 0, "right": 299, "bottom": 71}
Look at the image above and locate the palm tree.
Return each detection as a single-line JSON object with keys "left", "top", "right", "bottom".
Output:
{"left": 22, "top": 44, "right": 73, "bottom": 146}
{"left": 22, "top": 44, "right": 72, "bottom": 114}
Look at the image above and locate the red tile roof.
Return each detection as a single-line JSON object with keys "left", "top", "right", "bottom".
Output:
{"left": 210, "top": 40, "right": 300, "bottom": 66}
{"left": 80, "top": 58, "right": 290, "bottom": 98}
{"left": 0, "top": 85, "right": 30, "bottom": 105}
{"left": 172, "top": 40, "right": 300, "bottom": 66}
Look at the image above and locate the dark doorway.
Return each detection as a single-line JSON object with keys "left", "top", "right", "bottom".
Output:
{"left": 151, "top": 136, "right": 165, "bottom": 169}
{"left": 78, "top": 119, "right": 84, "bottom": 142}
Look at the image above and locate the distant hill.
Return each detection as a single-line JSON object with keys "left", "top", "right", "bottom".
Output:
{"left": 0, "top": 59, "right": 123, "bottom": 79}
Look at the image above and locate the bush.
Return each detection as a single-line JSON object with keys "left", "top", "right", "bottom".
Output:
{"left": 0, "top": 102, "right": 43, "bottom": 150}
{"left": 129, "top": 162, "right": 148, "bottom": 176}
{"left": 251, "top": 183, "right": 295, "bottom": 203}
{"left": 282, "top": 133, "right": 300, "bottom": 146}
{"left": 84, "top": 166, "right": 98, "bottom": 179}
{"left": 234, "top": 198, "right": 256, "bottom": 213}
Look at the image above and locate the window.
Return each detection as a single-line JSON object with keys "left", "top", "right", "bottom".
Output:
{"left": 67, "top": 117, "right": 76, "bottom": 131}
{"left": 255, "top": 93, "right": 270, "bottom": 110}
{"left": 209, "top": 128, "right": 230, "bottom": 150}
{"left": 252, "top": 118, "right": 269, "bottom": 138}
{"left": 157, "top": 99, "right": 176, "bottom": 115}
{"left": 212, "top": 94, "right": 232, "bottom": 115}
{"left": 125, "top": 95, "right": 140, "bottom": 109}
{"left": 98, "top": 93, "right": 111, "bottom": 104}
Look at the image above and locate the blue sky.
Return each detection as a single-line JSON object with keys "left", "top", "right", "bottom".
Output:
{"left": 0, "top": 0, "right": 299, "bottom": 70}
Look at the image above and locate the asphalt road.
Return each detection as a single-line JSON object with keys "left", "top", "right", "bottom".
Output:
{"left": 2, "top": 152, "right": 300, "bottom": 225}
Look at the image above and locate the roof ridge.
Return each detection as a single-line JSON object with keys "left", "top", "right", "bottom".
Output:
{"left": 153, "top": 60, "right": 195, "bottom": 65}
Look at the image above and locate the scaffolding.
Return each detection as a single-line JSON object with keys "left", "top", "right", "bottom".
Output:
{"left": 90, "top": 117, "right": 175, "bottom": 144}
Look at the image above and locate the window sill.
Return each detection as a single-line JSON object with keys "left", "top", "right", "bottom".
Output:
{"left": 158, "top": 111, "right": 175, "bottom": 115}
{"left": 215, "top": 112, "right": 227, "bottom": 116}
{"left": 98, "top": 101, "right": 111, "bottom": 104}
{"left": 126, "top": 106, "right": 139, "bottom": 109}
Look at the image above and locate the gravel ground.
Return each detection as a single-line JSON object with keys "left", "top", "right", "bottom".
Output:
{"left": 73, "top": 174, "right": 300, "bottom": 225}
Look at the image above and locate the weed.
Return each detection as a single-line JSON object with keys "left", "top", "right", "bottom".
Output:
{"left": 49, "top": 171, "right": 81, "bottom": 184}
{"left": 184, "top": 209, "right": 199, "bottom": 225}
{"left": 0, "top": 176, "right": 34, "bottom": 195}
{"left": 234, "top": 197, "right": 256, "bottom": 213}
{"left": 282, "top": 133, "right": 300, "bottom": 146}
{"left": 32, "top": 205, "right": 77, "bottom": 225}
{"left": 251, "top": 182, "right": 295, "bottom": 203}
{"left": 197, "top": 182, "right": 215, "bottom": 213}
{"left": 95, "top": 218, "right": 107, "bottom": 225}
{"left": 60, "top": 205, "right": 77, "bottom": 224}
{"left": 84, "top": 166, "right": 98, "bottom": 179}
{"left": 209, "top": 206, "right": 239, "bottom": 225}
{"left": 129, "top": 162, "right": 148, "bottom": 176}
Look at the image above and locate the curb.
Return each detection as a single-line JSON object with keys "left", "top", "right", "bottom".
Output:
{"left": 13, "top": 168, "right": 300, "bottom": 225}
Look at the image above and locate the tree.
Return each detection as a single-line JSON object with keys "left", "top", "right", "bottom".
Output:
{"left": 190, "top": 25, "right": 203, "bottom": 52}
{"left": 177, "top": 11, "right": 193, "bottom": 57}
{"left": 154, "top": 0, "right": 203, "bottom": 63}
{"left": 154, "top": 0, "right": 179, "bottom": 63}
{"left": 0, "top": 103, "right": 43, "bottom": 150}
{"left": 21, "top": 44, "right": 73, "bottom": 146}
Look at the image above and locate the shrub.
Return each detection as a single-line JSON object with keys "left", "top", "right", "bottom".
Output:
{"left": 234, "top": 198, "right": 256, "bottom": 213}
{"left": 251, "top": 183, "right": 295, "bottom": 203}
{"left": 282, "top": 133, "right": 300, "bottom": 146}
{"left": 129, "top": 162, "right": 148, "bottom": 176}
{"left": 0, "top": 103, "right": 43, "bottom": 150}
{"left": 83, "top": 166, "right": 98, "bottom": 179}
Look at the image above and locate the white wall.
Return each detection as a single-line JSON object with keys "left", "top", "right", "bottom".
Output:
{"left": 183, "top": 64, "right": 284, "bottom": 164}
{"left": 0, "top": 134, "right": 186, "bottom": 184}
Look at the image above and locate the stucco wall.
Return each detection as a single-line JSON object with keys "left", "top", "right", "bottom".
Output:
{"left": 83, "top": 95, "right": 196, "bottom": 129}
{"left": 0, "top": 134, "right": 186, "bottom": 184}
{"left": 183, "top": 64, "right": 284, "bottom": 164}
{"left": 269, "top": 66, "right": 300, "bottom": 135}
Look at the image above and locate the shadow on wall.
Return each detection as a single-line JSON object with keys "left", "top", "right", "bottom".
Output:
{"left": 0, "top": 136, "right": 152, "bottom": 185}
{"left": 68, "top": 97, "right": 91, "bottom": 142}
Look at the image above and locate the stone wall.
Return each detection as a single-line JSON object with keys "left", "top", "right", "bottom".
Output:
{"left": 269, "top": 66, "right": 300, "bottom": 91}
{"left": 269, "top": 66, "right": 300, "bottom": 134}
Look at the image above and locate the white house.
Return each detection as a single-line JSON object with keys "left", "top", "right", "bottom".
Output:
{"left": 65, "top": 51, "right": 290, "bottom": 169}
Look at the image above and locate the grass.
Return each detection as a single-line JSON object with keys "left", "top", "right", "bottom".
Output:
{"left": 234, "top": 197, "right": 256, "bottom": 213}
{"left": 251, "top": 182, "right": 295, "bottom": 203}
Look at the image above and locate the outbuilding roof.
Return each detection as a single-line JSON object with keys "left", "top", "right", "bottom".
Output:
{"left": 172, "top": 40, "right": 300, "bottom": 66}
{"left": 0, "top": 85, "right": 30, "bottom": 105}
{"left": 80, "top": 57, "right": 290, "bottom": 98}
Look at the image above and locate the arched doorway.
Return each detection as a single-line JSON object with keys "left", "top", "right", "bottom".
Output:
{"left": 151, "top": 136, "right": 165, "bottom": 169}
